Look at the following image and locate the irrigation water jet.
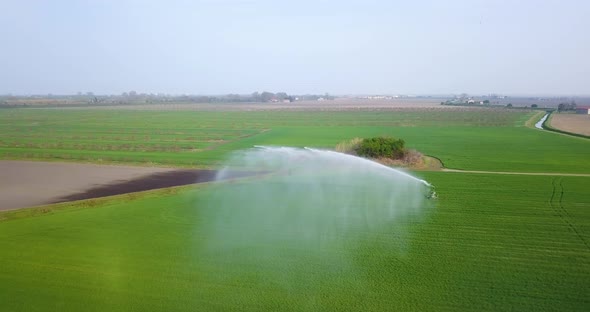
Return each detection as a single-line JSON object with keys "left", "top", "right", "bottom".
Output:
{"left": 198, "top": 146, "right": 435, "bottom": 295}
{"left": 302, "top": 146, "right": 432, "bottom": 187}
{"left": 206, "top": 146, "right": 433, "bottom": 247}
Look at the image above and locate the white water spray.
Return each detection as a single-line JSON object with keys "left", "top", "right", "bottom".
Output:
{"left": 301, "top": 146, "right": 432, "bottom": 187}
{"left": 198, "top": 146, "right": 435, "bottom": 296}
{"left": 208, "top": 146, "right": 434, "bottom": 247}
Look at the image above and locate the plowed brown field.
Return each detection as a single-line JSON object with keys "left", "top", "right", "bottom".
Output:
{"left": 0, "top": 161, "right": 245, "bottom": 210}
{"left": 549, "top": 114, "right": 590, "bottom": 136}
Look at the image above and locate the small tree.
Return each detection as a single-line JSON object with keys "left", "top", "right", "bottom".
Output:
{"left": 355, "top": 137, "right": 406, "bottom": 159}
{"left": 507, "top": 103, "right": 513, "bottom": 108}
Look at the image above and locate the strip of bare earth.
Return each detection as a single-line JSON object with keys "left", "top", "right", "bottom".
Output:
{"left": 0, "top": 184, "right": 197, "bottom": 222}
{"left": 0, "top": 160, "right": 256, "bottom": 211}
{"left": 0, "top": 160, "right": 174, "bottom": 210}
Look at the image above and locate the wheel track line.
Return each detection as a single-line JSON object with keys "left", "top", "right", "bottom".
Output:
{"left": 557, "top": 179, "right": 590, "bottom": 251}
{"left": 549, "top": 177, "right": 590, "bottom": 251}
{"left": 557, "top": 179, "right": 573, "bottom": 220}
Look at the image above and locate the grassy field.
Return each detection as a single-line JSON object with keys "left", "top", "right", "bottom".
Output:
{"left": 1, "top": 109, "right": 589, "bottom": 172}
{"left": 1, "top": 107, "right": 589, "bottom": 311}
{"left": 0, "top": 173, "right": 588, "bottom": 311}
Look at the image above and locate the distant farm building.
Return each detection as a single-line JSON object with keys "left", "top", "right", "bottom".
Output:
{"left": 576, "top": 106, "right": 590, "bottom": 114}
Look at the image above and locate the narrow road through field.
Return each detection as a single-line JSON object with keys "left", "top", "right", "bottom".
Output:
{"left": 441, "top": 168, "right": 590, "bottom": 177}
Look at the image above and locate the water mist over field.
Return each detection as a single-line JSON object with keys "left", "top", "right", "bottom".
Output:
{"left": 210, "top": 147, "right": 431, "bottom": 241}
{"left": 198, "top": 146, "right": 434, "bottom": 295}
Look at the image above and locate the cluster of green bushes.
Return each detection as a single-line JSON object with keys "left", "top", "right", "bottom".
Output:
{"left": 355, "top": 137, "right": 406, "bottom": 159}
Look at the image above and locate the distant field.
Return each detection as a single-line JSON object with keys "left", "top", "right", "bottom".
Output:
{"left": 549, "top": 113, "right": 590, "bottom": 136}
{"left": 1, "top": 108, "right": 589, "bottom": 173}
{"left": 3, "top": 98, "right": 445, "bottom": 110}
{"left": 0, "top": 173, "right": 588, "bottom": 311}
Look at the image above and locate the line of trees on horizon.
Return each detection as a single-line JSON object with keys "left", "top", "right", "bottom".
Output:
{"left": 557, "top": 101, "right": 577, "bottom": 112}
{"left": 0, "top": 91, "right": 336, "bottom": 107}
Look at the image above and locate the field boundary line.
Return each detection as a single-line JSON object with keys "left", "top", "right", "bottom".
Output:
{"left": 441, "top": 168, "right": 590, "bottom": 177}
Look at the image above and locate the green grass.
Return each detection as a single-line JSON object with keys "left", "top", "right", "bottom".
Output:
{"left": 0, "top": 173, "right": 588, "bottom": 311}
{"left": 1, "top": 107, "right": 589, "bottom": 311}
{"left": 2, "top": 108, "right": 589, "bottom": 172}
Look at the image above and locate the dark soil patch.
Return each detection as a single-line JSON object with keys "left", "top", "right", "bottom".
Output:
{"left": 51, "top": 169, "right": 254, "bottom": 204}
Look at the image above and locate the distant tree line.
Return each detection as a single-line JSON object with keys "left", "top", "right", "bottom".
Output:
{"left": 441, "top": 99, "right": 490, "bottom": 106}
{"left": 557, "top": 101, "right": 576, "bottom": 112}
{"left": 88, "top": 91, "right": 333, "bottom": 104}
{"left": 0, "top": 91, "right": 335, "bottom": 107}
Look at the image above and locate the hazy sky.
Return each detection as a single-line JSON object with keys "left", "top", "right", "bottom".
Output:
{"left": 1, "top": 0, "right": 588, "bottom": 95}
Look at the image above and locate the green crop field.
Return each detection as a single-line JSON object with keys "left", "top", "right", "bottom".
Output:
{"left": 1, "top": 109, "right": 589, "bottom": 172}
{"left": 1, "top": 173, "right": 588, "bottom": 311}
{"left": 1, "top": 107, "right": 589, "bottom": 311}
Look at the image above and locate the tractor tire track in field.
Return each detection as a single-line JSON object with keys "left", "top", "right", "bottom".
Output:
{"left": 549, "top": 177, "right": 590, "bottom": 251}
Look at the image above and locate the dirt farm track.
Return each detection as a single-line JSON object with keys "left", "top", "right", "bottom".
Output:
{"left": 0, "top": 161, "right": 239, "bottom": 210}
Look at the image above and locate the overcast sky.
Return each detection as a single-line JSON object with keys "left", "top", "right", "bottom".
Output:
{"left": 1, "top": 0, "right": 588, "bottom": 96}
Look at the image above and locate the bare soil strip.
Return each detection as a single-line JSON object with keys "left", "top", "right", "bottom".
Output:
{"left": 51, "top": 170, "right": 254, "bottom": 204}
{"left": 0, "top": 160, "right": 180, "bottom": 210}
{"left": 0, "top": 160, "right": 258, "bottom": 210}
